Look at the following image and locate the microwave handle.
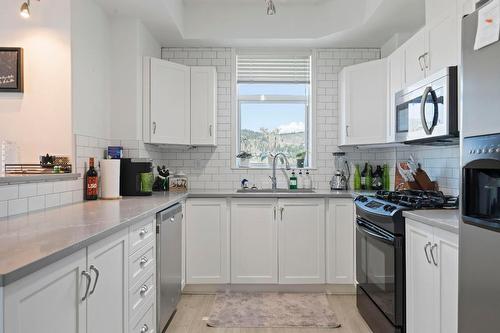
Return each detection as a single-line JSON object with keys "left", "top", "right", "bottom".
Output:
{"left": 420, "top": 86, "right": 439, "bottom": 135}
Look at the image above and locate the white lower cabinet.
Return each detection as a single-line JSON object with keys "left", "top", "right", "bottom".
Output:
{"left": 4, "top": 250, "right": 88, "bottom": 333}
{"left": 186, "top": 198, "right": 229, "bottom": 284}
{"left": 278, "top": 199, "right": 325, "bottom": 284}
{"left": 326, "top": 199, "right": 355, "bottom": 284}
{"left": 406, "top": 219, "right": 458, "bottom": 333}
{"left": 3, "top": 229, "right": 129, "bottom": 333}
{"left": 231, "top": 199, "right": 278, "bottom": 284}
{"left": 87, "top": 229, "right": 129, "bottom": 333}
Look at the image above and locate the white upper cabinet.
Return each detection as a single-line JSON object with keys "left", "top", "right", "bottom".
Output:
{"left": 190, "top": 67, "right": 217, "bottom": 146}
{"left": 404, "top": 29, "right": 428, "bottom": 86}
{"left": 387, "top": 47, "right": 405, "bottom": 143}
{"left": 426, "top": 13, "right": 459, "bottom": 77}
{"left": 339, "top": 58, "right": 388, "bottom": 146}
{"left": 144, "top": 57, "right": 191, "bottom": 145}
{"left": 278, "top": 199, "right": 326, "bottom": 284}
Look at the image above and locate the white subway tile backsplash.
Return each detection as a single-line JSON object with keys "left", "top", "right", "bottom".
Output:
{"left": 37, "top": 183, "right": 54, "bottom": 195}
{"left": 8, "top": 198, "right": 28, "bottom": 216}
{"left": 18, "top": 184, "right": 38, "bottom": 198}
{"left": 60, "top": 192, "right": 73, "bottom": 206}
{"left": 28, "top": 196, "right": 46, "bottom": 212}
{"left": 45, "top": 193, "right": 61, "bottom": 209}
{"left": 0, "top": 201, "right": 7, "bottom": 218}
{"left": 0, "top": 185, "right": 18, "bottom": 201}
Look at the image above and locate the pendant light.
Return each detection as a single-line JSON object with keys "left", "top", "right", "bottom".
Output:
{"left": 20, "top": 1, "right": 30, "bottom": 18}
{"left": 266, "top": 0, "right": 276, "bottom": 15}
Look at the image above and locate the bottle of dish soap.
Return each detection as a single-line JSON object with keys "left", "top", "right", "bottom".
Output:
{"left": 289, "top": 170, "right": 298, "bottom": 190}
{"left": 305, "top": 170, "right": 313, "bottom": 189}
{"left": 298, "top": 169, "right": 304, "bottom": 189}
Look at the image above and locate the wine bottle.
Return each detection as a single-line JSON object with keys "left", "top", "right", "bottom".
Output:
{"left": 85, "top": 158, "right": 98, "bottom": 200}
{"left": 361, "top": 163, "right": 368, "bottom": 190}
{"left": 366, "top": 165, "right": 373, "bottom": 191}
{"left": 353, "top": 164, "right": 361, "bottom": 191}
{"left": 373, "top": 165, "right": 383, "bottom": 190}
{"left": 383, "top": 164, "right": 391, "bottom": 190}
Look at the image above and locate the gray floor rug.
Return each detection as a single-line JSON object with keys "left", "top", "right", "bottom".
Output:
{"left": 207, "top": 292, "right": 341, "bottom": 328}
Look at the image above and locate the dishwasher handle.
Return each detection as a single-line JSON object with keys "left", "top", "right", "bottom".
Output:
{"left": 157, "top": 204, "right": 182, "bottom": 223}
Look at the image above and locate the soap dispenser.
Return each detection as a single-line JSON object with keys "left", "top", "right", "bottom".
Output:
{"left": 289, "top": 170, "right": 297, "bottom": 190}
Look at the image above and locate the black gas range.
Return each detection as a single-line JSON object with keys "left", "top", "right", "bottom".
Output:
{"left": 355, "top": 190, "right": 458, "bottom": 333}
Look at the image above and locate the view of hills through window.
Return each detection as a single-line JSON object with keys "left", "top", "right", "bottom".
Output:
{"left": 238, "top": 83, "right": 310, "bottom": 168}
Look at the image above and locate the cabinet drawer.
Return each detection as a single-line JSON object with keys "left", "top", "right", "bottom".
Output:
{"left": 130, "top": 269, "right": 155, "bottom": 320}
{"left": 129, "top": 243, "right": 155, "bottom": 287}
{"left": 131, "top": 301, "right": 155, "bottom": 333}
{"left": 129, "top": 217, "right": 155, "bottom": 255}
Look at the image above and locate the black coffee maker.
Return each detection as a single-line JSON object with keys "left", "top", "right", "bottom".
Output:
{"left": 120, "top": 158, "right": 153, "bottom": 196}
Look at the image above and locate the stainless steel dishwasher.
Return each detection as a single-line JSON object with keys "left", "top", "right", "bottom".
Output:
{"left": 156, "top": 203, "right": 182, "bottom": 333}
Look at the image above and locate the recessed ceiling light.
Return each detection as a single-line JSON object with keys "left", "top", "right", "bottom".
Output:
{"left": 266, "top": 0, "right": 276, "bottom": 15}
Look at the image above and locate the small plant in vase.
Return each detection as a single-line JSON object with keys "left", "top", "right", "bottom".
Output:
{"left": 236, "top": 151, "right": 252, "bottom": 168}
{"left": 296, "top": 151, "right": 306, "bottom": 168}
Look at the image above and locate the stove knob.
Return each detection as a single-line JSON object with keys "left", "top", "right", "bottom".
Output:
{"left": 489, "top": 148, "right": 496, "bottom": 153}
{"left": 497, "top": 148, "right": 500, "bottom": 153}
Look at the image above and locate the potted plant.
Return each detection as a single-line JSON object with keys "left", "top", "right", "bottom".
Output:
{"left": 236, "top": 151, "right": 252, "bottom": 168}
{"left": 296, "top": 151, "right": 306, "bottom": 168}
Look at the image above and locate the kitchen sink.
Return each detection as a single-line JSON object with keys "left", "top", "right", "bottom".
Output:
{"left": 236, "top": 188, "right": 315, "bottom": 193}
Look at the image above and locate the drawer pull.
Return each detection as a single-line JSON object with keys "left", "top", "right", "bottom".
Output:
{"left": 140, "top": 256, "right": 149, "bottom": 266}
{"left": 139, "top": 228, "right": 148, "bottom": 237}
{"left": 140, "top": 284, "right": 149, "bottom": 295}
{"left": 140, "top": 324, "right": 149, "bottom": 333}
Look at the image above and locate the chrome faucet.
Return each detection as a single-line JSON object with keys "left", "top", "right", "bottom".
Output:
{"left": 269, "top": 153, "right": 291, "bottom": 190}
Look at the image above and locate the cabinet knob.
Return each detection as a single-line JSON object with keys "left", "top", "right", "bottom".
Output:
{"left": 140, "top": 324, "right": 149, "bottom": 333}
{"left": 139, "top": 228, "right": 147, "bottom": 236}
{"left": 170, "top": 217, "right": 175, "bottom": 223}
{"left": 140, "top": 284, "right": 149, "bottom": 295}
{"left": 140, "top": 257, "right": 149, "bottom": 266}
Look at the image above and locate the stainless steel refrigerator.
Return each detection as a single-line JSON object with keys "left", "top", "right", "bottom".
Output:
{"left": 460, "top": 2, "right": 500, "bottom": 332}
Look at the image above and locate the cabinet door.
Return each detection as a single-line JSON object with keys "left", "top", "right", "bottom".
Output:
{"left": 231, "top": 199, "right": 278, "bottom": 284}
{"left": 186, "top": 198, "right": 229, "bottom": 284}
{"left": 425, "top": 0, "right": 457, "bottom": 27}
{"left": 149, "top": 58, "right": 190, "bottom": 145}
{"left": 433, "top": 228, "right": 459, "bottom": 333}
{"left": 327, "top": 199, "right": 355, "bottom": 284}
{"left": 190, "top": 67, "right": 217, "bottom": 146}
{"left": 4, "top": 250, "right": 87, "bottom": 333}
{"left": 427, "top": 15, "right": 459, "bottom": 76}
{"left": 87, "top": 229, "right": 129, "bottom": 333}
{"left": 387, "top": 48, "right": 405, "bottom": 143}
{"left": 406, "top": 220, "right": 435, "bottom": 333}
{"left": 278, "top": 199, "right": 325, "bottom": 284}
{"left": 404, "top": 29, "right": 427, "bottom": 85}
{"left": 339, "top": 58, "right": 388, "bottom": 146}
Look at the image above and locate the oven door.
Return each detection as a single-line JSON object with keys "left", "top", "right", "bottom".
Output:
{"left": 356, "top": 218, "right": 404, "bottom": 327}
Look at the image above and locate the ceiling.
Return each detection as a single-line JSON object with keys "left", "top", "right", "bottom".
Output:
{"left": 95, "top": 0, "right": 425, "bottom": 48}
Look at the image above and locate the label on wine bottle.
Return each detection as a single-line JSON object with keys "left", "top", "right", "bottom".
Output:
{"left": 86, "top": 176, "right": 98, "bottom": 197}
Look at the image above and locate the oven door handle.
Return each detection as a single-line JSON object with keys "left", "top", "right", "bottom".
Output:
{"left": 420, "top": 86, "right": 439, "bottom": 135}
{"left": 356, "top": 220, "right": 395, "bottom": 245}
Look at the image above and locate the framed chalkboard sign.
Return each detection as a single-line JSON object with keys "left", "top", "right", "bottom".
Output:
{"left": 0, "top": 48, "right": 23, "bottom": 92}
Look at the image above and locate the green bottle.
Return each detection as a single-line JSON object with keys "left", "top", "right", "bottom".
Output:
{"left": 289, "top": 170, "right": 298, "bottom": 190}
{"left": 353, "top": 164, "right": 362, "bottom": 191}
{"left": 383, "top": 164, "right": 391, "bottom": 190}
{"left": 365, "top": 165, "right": 373, "bottom": 191}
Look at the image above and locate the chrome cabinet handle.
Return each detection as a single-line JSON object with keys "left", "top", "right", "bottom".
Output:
{"left": 418, "top": 55, "right": 425, "bottom": 71}
{"left": 140, "top": 324, "right": 149, "bottom": 333}
{"left": 152, "top": 122, "right": 157, "bottom": 134}
{"left": 280, "top": 207, "right": 284, "bottom": 220}
{"left": 140, "top": 284, "right": 149, "bottom": 295}
{"left": 140, "top": 257, "right": 149, "bottom": 266}
{"left": 430, "top": 243, "right": 438, "bottom": 266}
{"left": 89, "top": 265, "right": 100, "bottom": 296}
{"left": 273, "top": 207, "right": 277, "bottom": 220}
{"left": 345, "top": 125, "right": 350, "bottom": 137}
{"left": 139, "top": 227, "right": 147, "bottom": 237}
{"left": 209, "top": 124, "right": 213, "bottom": 137}
{"left": 424, "top": 242, "right": 432, "bottom": 264}
{"left": 81, "top": 271, "right": 92, "bottom": 301}
{"left": 422, "top": 52, "right": 429, "bottom": 69}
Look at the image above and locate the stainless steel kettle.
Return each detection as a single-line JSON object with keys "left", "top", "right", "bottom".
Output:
{"left": 330, "top": 170, "right": 348, "bottom": 190}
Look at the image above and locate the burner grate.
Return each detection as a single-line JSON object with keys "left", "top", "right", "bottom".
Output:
{"left": 375, "top": 190, "right": 458, "bottom": 209}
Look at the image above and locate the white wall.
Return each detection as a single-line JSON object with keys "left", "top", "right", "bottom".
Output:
{"left": 110, "top": 19, "right": 161, "bottom": 141}
{"left": 71, "top": 0, "right": 111, "bottom": 140}
{"left": 0, "top": 0, "right": 72, "bottom": 163}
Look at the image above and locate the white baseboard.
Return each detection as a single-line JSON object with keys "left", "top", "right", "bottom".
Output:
{"left": 182, "top": 284, "right": 356, "bottom": 295}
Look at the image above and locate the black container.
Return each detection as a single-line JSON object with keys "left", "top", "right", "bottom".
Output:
{"left": 120, "top": 158, "right": 153, "bottom": 196}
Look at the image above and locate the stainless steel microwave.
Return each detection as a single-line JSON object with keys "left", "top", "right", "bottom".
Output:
{"left": 395, "top": 66, "right": 459, "bottom": 145}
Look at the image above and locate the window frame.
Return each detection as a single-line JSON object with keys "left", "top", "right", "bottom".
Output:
{"left": 231, "top": 49, "right": 317, "bottom": 170}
